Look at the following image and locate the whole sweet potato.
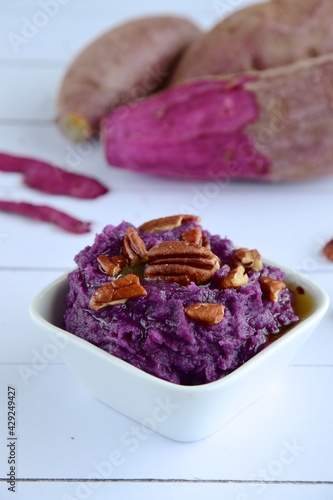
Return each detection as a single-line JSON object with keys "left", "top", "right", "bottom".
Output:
{"left": 102, "top": 53, "right": 333, "bottom": 182}
{"left": 56, "top": 16, "right": 201, "bottom": 142}
{"left": 170, "top": 0, "right": 333, "bottom": 85}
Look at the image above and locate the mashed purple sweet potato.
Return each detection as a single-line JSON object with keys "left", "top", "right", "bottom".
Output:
{"left": 64, "top": 216, "right": 299, "bottom": 385}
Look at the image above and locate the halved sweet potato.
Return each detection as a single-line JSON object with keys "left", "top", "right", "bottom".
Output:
{"left": 102, "top": 54, "right": 333, "bottom": 182}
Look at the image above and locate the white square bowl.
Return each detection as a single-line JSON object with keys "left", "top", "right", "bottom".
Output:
{"left": 30, "top": 261, "right": 329, "bottom": 442}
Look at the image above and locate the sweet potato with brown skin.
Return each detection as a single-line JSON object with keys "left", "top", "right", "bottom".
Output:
{"left": 56, "top": 16, "right": 201, "bottom": 142}
{"left": 170, "top": 0, "right": 333, "bottom": 85}
{"left": 102, "top": 53, "right": 333, "bottom": 182}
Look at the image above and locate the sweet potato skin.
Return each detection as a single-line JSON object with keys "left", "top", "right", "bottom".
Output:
{"left": 102, "top": 54, "right": 333, "bottom": 182}
{"left": 56, "top": 16, "right": 201, "bottom": 142}
{"left": 170, "top": 0, "right": 333, "bottom": 85}
{"left": 246, "top": 55, "right": 333, "bottom": 182}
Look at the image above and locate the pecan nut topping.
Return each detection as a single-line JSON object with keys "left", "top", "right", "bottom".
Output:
{"left": 122, "top": 227, "right": 148, "bottom": 265}
{"left": 220, "top": 265, "right": 249, "bottom": 289}
{"left": 181, "top": 227, "right": 203, "bottom": 245}
{"left": 97, "top": 254, "right": 126, "bottom": 276}
{"left": 181, "top": 227, "right": 211, "bottom": 248}
{"left": 259, "top": 276, "right": 286, "bottom": 302}
{"left": 89, "top": 274, "right": 147, "bottom": 311}
{"left": 139, "top": 214, "right": 200, "bottom": 233}
{"left": 185, "top": 303, "right": 225, "bottom": 325}
{"left": 233, "top": 248, "right": 263, "bottom": 272}
{"left": 144, "top": 240, "right": 220, "bottom": 286}
{"left": 201, "top": 232, "right": 211, "bottom": 249}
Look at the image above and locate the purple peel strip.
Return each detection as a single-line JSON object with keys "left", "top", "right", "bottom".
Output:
{"left": 0, "top": 200, "right": 91, "bottom": 234}
{"left": 0, "top": 152, "right": 28, "bottom": 173}
{"left": 0, "top": 152, "right": 108, "bottom": 199}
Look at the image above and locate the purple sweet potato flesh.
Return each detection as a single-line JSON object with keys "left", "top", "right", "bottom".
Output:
{"left": 64, "top": 220, "right": 299, "bottom": 385}
{"left": 103, "top": 77, "right": 270, "bottom": 180}
{"left": 103, "top": 54, "right": 333, "bottom": 182}
{"left": 0, "top": 200, "right": 91, "bottom": 234}
{"left": 0, "top": 152, "right": 108, "bottom": 198}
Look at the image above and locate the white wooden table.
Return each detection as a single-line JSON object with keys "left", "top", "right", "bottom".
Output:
{"left": 1, "top": 1, "right": 333, "bottom": 499}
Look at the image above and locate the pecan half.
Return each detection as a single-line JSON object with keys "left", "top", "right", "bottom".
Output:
{"left": 182, "top": 227, "right": 211, "bottom": 249}
{"left": 138, "top": 214, "right": 200, "bottom": 233}
{"left": 220, "top": 265, "right": 249, "bottom": 289}
{"left": 89, "top": 274, "right": 147, "bottom": 311}
{"left": 144, "top": 240, "right": 220, "bottom": 285}
{"left": 259, "top": 276, "right": 286, "bottom": 302}
{"left": 233, "top": 247, "right": 263, "bottom": 272}
{"left": 201, "top": 232, "right": 211, "bottom": 249}
{"left": 323, "top": 238, "right": 333, "bottom": 262}
{"left": 122, "top": 227, "right": 148, "bottom": 265}
{"left": 181, "top": 227, "right": 203, "bottom": 245}
{"left": 185, "top": 303, "right": 225, "bottom": 325}
{"left": 97, "top": 254, "right": 126, "bottom": 276}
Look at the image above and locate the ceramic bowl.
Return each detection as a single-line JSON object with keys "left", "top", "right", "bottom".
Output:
{"left": 30, "top": 261, "right": 329, "bottom": 442}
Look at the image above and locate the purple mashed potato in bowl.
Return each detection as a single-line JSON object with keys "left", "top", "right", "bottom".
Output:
{"left": 64, "top": 215, "right": 299, "bottom": 386}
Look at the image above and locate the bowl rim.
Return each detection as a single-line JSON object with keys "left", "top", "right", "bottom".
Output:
{"left": 29, "top": 259, "right": 330, "bottom": 397}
